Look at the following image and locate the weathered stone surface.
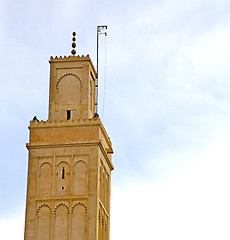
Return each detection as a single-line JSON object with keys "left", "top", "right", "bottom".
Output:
{"left": 24, "top": 55, "right": 113, "bottom": 240}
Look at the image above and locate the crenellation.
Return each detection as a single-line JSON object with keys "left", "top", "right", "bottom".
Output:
{"left": 50, "top": 54, "right": 91, "bottom": 61}
{"left": 48, "top": 54, "right": 96, "bottom": 74}
{"left": 30, "top": 117, "right": 100, "bottom": 127}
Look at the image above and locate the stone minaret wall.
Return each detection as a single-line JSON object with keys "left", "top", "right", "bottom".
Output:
{"left": 24, "top": 55, "right": 113, "bottom": 240}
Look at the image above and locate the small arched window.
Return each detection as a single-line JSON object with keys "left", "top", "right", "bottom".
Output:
{"left": 62, "top": 167, "right": 65, "bottom": 179}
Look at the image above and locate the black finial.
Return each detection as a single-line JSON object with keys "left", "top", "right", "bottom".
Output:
{"left": 71, "top": 32, "right": 76, "bottom": 55}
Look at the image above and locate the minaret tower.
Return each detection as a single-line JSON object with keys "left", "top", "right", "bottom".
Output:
{"left": 24, "top": 33, "right": 114, "bottom": 240}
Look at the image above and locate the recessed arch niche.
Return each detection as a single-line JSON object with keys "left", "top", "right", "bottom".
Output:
{"left": 71, "top": 203, "right": 87, "bottom": 240}
{"left": 38, "top": 162, "right": 53, "bottom": 197}
{"left": 56, "top": 161, "right": 70, "bottom": 196}
{"left": 73, "top": 160, "right": 88, "bottom": 196}
{"left": 54, "top": 204, "right": 69, "bottom": 240}
{"left": 36, "top": 205, "right": 51, "bottom": 240}
{"left": 56, "top": 73, "right": 82, "bottom": 120}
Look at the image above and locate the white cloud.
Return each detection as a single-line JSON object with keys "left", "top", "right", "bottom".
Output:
{"left": 111, "top": 129, "right": 230, "bottom": 239}
{"left": 0, "top": 210, "right": 24, "bottom": 240}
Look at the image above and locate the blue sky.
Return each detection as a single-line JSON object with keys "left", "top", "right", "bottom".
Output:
{"left": 1, "top": 0, "right": 230, "bottom": 239}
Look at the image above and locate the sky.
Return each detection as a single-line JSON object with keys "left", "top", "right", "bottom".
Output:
{"left": 1, "top": 0, "right": 230, "bottom": 239}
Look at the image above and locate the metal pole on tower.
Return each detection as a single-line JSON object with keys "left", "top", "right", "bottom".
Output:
{"left": 95, "top": 25, "right": 107, "bottom": 117}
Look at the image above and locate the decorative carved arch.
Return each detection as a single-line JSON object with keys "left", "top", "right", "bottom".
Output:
{"left": 74, "top": 160, "right": 87, "bottom": 166}
{"left": 56, "top": 73, "right": 82, "bottom": 92}
{"left": 39, "top": 162, "right": 53, "bottom": 176}
{"left": 57, "top": 161, "right": 70, "bottom": 167}
{"left": 71, "top": 202, "right": 88, "bottom": 214}
{"left": 105, "top": 217, "right": 108, "bottom": 230}
{"left": 36, "top": 204, "right": 52, "bottom": 216}
{"left": 54, "top": 203, "right": 69, "bottom": 240}
{"left": 73, "top": 160, "right": 87, "bottom": 173}
{"left": 54, "top": 203, "right": 69, "bottom": 216}
{"left": 73, "top": 160, "right": 87, "bottom": 175}
{"left": 38, "top": 162, "right": 53, "bottom": 198}
{"left": 99, "top": 209, "right": 101, "bottom": 222}
{"left": 102, "top": 213, "right": 104, "bottom": 226}
{"left": 56, "top": 161, "right": 70, "bottom": 175}
{"left": 71, "top": 202, "right": 87, "bottom": 240}
{"left": 56, "top": 161, "right": 70, "bottom": 171}
{"left": 73, "top": 160, "right": 88, "bottom": 196}
{"left": 39, "top": 161, "right": 52, "bottom": 168}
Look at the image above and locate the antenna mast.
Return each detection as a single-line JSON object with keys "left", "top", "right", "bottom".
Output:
{"left": 95, "top": 25, "right": 107, "bottom": 117}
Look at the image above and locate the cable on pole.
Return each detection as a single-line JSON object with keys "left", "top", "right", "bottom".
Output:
{"left": 102, "top": 35, "right": 107, "bottom": 119}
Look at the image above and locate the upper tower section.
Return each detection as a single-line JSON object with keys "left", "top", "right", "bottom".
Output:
{"left": 48, "top": 55, "right": 97, "bottom": 121}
